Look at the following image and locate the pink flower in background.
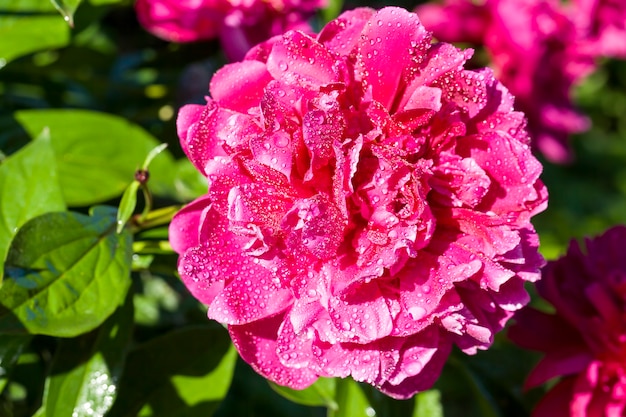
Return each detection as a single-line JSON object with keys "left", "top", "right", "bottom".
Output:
{"left": 573, "top": 0, "right": 626, "bottom": 59}
{"left": 416, "top": 0, "right": 623, "bottom": 163}
{"left": 135, "top": 0, "right": 325, "bottom": 61}
{"left": 509, "top": 226, "right": 626, "bottom": 416}
{"left": 169, "top": 6, "right": 547, "bottom": 398}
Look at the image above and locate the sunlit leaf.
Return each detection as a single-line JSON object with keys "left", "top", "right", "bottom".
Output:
{"left": 330, "top": 379, "right": 374, "bottom": 417}
{"left": 172, "top": 159, "right": 208, "bottom": 202}
{"left": 0, "top": 16, "right": 69, "bottom": 65}
{"left": 108, "top": 324, "right": 236, "bottom": 417}
{"left": 0, "top": 129, "right": 65, "bottom": 278}
{"left": 15, "top": 110, "right": 176, "bottom": 206}
{"left": 34, "top": 295, "right": 133, "bottom": 417}
{"left": 117, "top": 181, "right": 140, "bottom": 234}
{"left": 0, "top": 206, "right": 132, "bottom": 337}
{"left": 361, "top": 383, "right": 415, "bottom": 417}
{"left": 142, "top": 143, "right": 168, "bottom": 171}
{"left": 413, "top": 390, "right": 443, "bottom": 417}
{"left": 270, "top": 377, "right": 337, "bottom": 410}
{"left": 322, "top": 0, "right": 343, "bottom": 23}
{"left": 49, "top": 0, "right": 82, "bottom": 27}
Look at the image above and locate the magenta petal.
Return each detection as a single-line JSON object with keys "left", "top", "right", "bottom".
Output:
{"left": 177, "top": 104, "right": 204, "bottom": 152}
{"left": 414, "top": 0, "right": 488, "bottom": 45}
{"left": 317, "top": 8, "right": 375, "bottom": 56}
{"left": 250, "top": 131, "right": 294, "bottom": 178}
{"left": 526, "top": 349, "right": 592, "bottom": 388}
{"left": 328, "top": 282, "right": 393, "bottom": 342}
{"left": 357, "top": 7, "right": 430, "bottom": 110}
{"left": 379, "top": 332, "right": 452, "bottom": 399}
{"left": 531, "top": 377, "right": 577, "bottom": 417}
{"left": 135, "top": 0, "right": 221, "bottom": 43}
{"left": 168, "top": 195, "right": 211, "bottom": 254}
{"left": 210, "top": 61, "right": 274, "bottom": 113}
{"left": 266, "top": 31, "right": 339, "bottom": 87}
{"left": 209, "top": 270, "right": 293, "bottom": 325}
{"left": 310, "top": 339, "right": 384, "bottom": 383}
{"left": 178, "top": 101, "right": 228, "bottom": 175}
{"left": 229, "top": 314, "right": 318, "bottom": 389}
{"left": 276, "top": 318, "right": 317, "bottom": 370}
{"left": 177, "top": 208, "right": 231, "bottom": 305}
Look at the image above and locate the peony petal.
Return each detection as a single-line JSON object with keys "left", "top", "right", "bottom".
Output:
{"left": 178, "top": 101, "right": 228, "bottom": 175}
{"left": 317, "top": 8, "right": 375, "bottom": 56}
{"left": 169, "top": 195, "right": 211, "bottom": 254}
{"left": 229, "top": 314, "right": 319, "bottom": 389}
{"left": 209, "top": 269, "right": 293, "bottom": 324}
{"left": 356, "top": 7, "right": 431, "bottom": 110}
{"left": 210, "top": 60, "right": 274, "bottom": 113}
{"left": 414, "top": 0, "right": 489, "bottom": 45}
{"left": 379, "top": 334, "right": 451, "bottom": 399}
{"left": 328, "top": 281, "right": 393, "bottom": 342}
{"left": 532, "top": 377, "right": 577, "bottom": 417}
{"left": 267, "top": 31, "right": 339, "bottom": 87}
{"left": 525, "top": 349, "right": 592, "bottom": 388}
{"left": 135, "top": 0, "right": 222, "bottom": 43}
{"left": 250, "top": 130, "right": 295, "bottom": 178}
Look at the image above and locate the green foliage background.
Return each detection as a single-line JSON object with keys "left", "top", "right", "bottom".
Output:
{"left": 1, "top": 0, "right": 625, "bottom": 416}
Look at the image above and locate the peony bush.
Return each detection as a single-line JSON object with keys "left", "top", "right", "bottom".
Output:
{"left": 135, "top": 0, "right": 326, "bottom": 61}
{"left": 416, "top": 0, "right": 626, "bottom": 163}
{"left": 509, "top": 226, "right": 626, "bottom": 417}
{"left": 169, "top": 6, "right": 548, "bottom": 398}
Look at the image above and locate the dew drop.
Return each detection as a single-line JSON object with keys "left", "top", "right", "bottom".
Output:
{"left": 274, "top": 135, "right": 290, "bottom": 148}
{"left": 408, "top": 306, "right": 427, "bottom": 320}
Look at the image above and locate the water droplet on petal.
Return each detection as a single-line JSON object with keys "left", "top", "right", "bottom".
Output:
{"left": 408, "top": 306, "right": 427, "bottom": 320}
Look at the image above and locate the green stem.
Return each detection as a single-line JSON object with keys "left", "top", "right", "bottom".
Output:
{"left": 139, "top": 183, "right": 153, "bottom": 224}
{"left": 131, "top": 205, "right": 181, "bottom": 233}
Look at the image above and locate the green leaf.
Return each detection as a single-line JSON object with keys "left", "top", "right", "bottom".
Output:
{"left": 330, "top": 379, "right": 374, "bottom": 417}
{"left": 0, "top": 206, "right": 132, "bottom": 337}
{"left": 35, "top": 294, "right": 133, "bottom": 417}
{"left": 49, "top": 0, "right": 82, "bottom": 27}
{"left": 0, "top": 15, "right": 70, "bottom": 65}
{"left": 0, "top": 128, "right": 65, "bottom": 278}
{"left": 117, "top": 181, "right": 140, "bottom": 234}
{"left": 89, "top": 0, "right": 124, "bottom": 4}
{"left": 108, "top": 324, "right": 237, "bottom": 417}
{"left": 454, "top": 363, "right": 501, "bottom": 417}
{"left": 413, "top": 390, "right": 443, "bottom": 417}
{"left": 0, "top": 334, "right": 32, "bottom": 393}
{"left": 269, "top": 377, "right": 337, "bottom": 410}
{"left": 142, "top": 143, "right": 168, "bottom": 171}
{"left": 15, "top": 109, "right": 176, "bottom": 206}
{"left": 322, "top": 0, "right": 343, "bottom": 23}
{"left": 361, "top": 383, "right": 415, "bottom": 417}
{"left": 1, "top": 0, "right": 57, "bottom": 12}
{"left": 172, "top": 159, "right": 208, "bottom": 202}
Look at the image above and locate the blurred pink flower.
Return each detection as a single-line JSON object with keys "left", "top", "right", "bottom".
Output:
{"left": 573, "top": 0, "right": 626, "bottom": 59}
{"left": 135, "top": 0, "right": 325, "bottom": 61}
{"left": 416, "top": 0, "right": 623, "bottom": 163}
{"left": 169, "top": 6, "right": 547, "bottom": 398}
{"left": 509, "top": 226, "right": 626, "bottom": 416}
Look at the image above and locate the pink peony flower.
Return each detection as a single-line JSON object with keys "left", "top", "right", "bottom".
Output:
{"left": 135, "top": 0, "right": 325, "bottom": 61}
{"left": 509, "top": 226, "right": 626, "bottom": 417}
{"left": 415, "top": 0, "right": 619, "bottom": 163}
{"left": 573, "top": 0, "right": 626, "bottom": 59}
{"left": 169, "top": 6, "right": 547, "bottom": 398}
